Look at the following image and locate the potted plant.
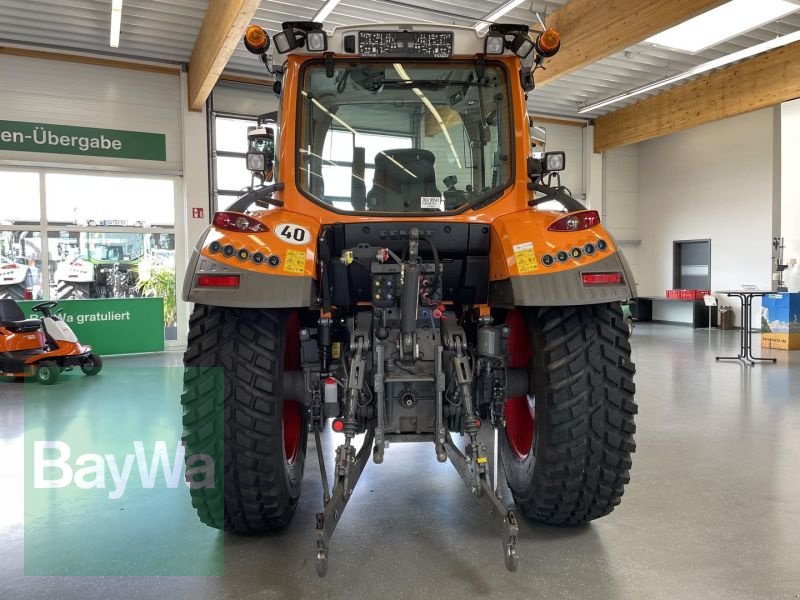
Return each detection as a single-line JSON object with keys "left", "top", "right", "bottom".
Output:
{"left": 136, "top": 266, "right": 177, "bottom": 340}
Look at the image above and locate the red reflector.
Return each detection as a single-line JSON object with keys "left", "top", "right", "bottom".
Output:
{"left": 213, "top": 211, "right": 268, "bottom": 233}
{"left": 548, "top": 210, "right": 600, "bottom": 232}
{"left": 24, "top": 288, "right": 33, "bottom": 300}
{"left": 582, "top": 272, "right": 622, "bottom": 286}
{"left": 197, "top": 275, "right": 240, "bottom": 288}
{"left": 332, "top": 418, "right": 345, "bottom": 433}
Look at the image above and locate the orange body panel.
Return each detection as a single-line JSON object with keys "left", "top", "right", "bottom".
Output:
{"left": 490, "top": 211, "right": 618, "bottom": 280}
{"left": 0, "top": 327, "right": 46, "bottom": 351}
{"left": 28, "top": 340, "right": 90, "bottom": 362}
{"left": 202, "top": 210, "right": 321, "bottom": 279}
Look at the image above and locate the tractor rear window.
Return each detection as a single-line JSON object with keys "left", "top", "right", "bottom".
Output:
{"left": 297, "top": 61, "right": 513, "bottom": 213}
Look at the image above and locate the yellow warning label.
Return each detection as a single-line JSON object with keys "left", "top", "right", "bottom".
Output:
{"left": 513, "top": 241, "right": 539, "bottom": 274}
{"left": 284, "top": 249, "right": 306, "bottom": 274}
{"left": 331, "top": 342, "right": 341, "bottom": 359}
{"left": 477, "top": 456, "right": 488, "bottom": 464}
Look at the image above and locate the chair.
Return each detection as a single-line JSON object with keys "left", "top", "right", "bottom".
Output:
{"left": 0, "top": 299, "right": 41, "bottom": 333}
{"left": 367, "top": 149, "right": 441, "bottom": 211}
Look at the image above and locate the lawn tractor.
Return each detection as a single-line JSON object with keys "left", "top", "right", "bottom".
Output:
{"left": 0, "top": 300, "right": 102, "bottom": 384}
{"left": 182, "top": 21, "right": 638, "bottom": 576}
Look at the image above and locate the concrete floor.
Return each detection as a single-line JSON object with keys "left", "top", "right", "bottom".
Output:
{"left": 1, "top": 324, "right": 799, "bottom": 599}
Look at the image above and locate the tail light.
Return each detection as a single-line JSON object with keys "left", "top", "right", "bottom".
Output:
{"left": 24, "top": 288, "right": 33, "bottom": 300}
{"left": 213, "top": 212, "right": 268, "bottom": 233}
{"left": 582, "top": 272, "right": 622, "bottom": 286}
{"left": 1, "top": 264, "right": 15, "bottom": 270}
{"left": 548, "top": 210, "right": 600, "bottom": 232}
{"left": 197, "top": 275, "right": 240, "bottom": 288}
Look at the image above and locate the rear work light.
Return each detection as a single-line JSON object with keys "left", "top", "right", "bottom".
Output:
{"left": 548, "top": 210, "right": 600, "bottom": 232}
{"left": 198, "top": 275, "right": 240, "bottom": 288}
{"left": 213, "top": 212, "right": 268, "bottom": 233}
{"left": 582, "top": 272, "right": 622, "bottom": 286}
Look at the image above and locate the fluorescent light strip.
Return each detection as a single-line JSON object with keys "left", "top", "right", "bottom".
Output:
{"left": 314, "top": 0, "right": 342, "bottom": 23}
{"left": 475, "top": 0, "right": 527, "bottom": 34}
{"left": 578, "top": 29, "right": 800, "bottom": 115}
{"left": 109, "top": 0, "right": 123, "bottom": 48}
{"left": 394, "top": 63, "right": 463, "bottom": 169}
{"left": 646, "top": 0, "right": 799, "bottom": 54}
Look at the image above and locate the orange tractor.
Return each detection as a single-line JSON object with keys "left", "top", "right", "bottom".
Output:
{"left": 182, "top": 21, "right": 637, "bottom": 576}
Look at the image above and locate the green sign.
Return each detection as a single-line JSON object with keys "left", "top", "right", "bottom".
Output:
{"left": 19, "top": 297, "right": 165, "bottom": 355}
{"left": 0, "top": 120, "right": 166, "bottom": 161}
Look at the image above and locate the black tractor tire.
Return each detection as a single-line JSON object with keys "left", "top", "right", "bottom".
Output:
{"left": 35, "top": 361, "right": 60, "bottom": 385}
{"left": 182, "top": 304, "right": 308, "bottom": 534}
{"left": 0, "top": 283, "right": 26, "bottom": 301}
{"left": 500, "top": 302, "right": 637, "bottom": 525}
{"left": 55, "top": 280, "right": 90, "bottom": 300}
{"left": 80, "top": 354, "right": 103, "bottom": 376}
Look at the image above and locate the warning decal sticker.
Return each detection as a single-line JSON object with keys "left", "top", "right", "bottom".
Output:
{"left": 513, "top": 241, "right": 539, "bottom": 274}
{"left": 284, "top": 249, "right": 306, "bottom": 274}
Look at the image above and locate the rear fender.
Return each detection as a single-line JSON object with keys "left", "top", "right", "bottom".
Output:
{"left": 488, "top": 210, "right": 637, "bottom": 307}
{"left": 183, "top": 209, "right": 319, "bottom": 309}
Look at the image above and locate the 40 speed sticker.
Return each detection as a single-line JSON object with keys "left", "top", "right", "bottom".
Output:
{"left": 275, "top": 223, "right": 311, "bottom": 245}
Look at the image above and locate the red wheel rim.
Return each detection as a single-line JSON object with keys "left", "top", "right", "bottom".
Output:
{"left": 282, "top": 311, "right": 302, "bottom": 465}
{"left": 504, "top": 310, "right": 536, "bottom": 460}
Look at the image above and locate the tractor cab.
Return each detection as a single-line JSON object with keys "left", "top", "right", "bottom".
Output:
{"left": 241, "top": 21, "right": 564, "bottom": 216}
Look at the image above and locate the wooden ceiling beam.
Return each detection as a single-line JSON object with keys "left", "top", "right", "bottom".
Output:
{"left": 187, "top": 0, "right": 261, "bottom": 111}
{"left": 593, "top": 40, "right": 800, "bottom": 153}
{"left": 537, "top": 0, "right": 728, "bottom": 86}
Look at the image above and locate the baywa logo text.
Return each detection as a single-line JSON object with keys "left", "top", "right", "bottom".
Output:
{"left": 33, "top": 441, "right": 214, "bottom": 500}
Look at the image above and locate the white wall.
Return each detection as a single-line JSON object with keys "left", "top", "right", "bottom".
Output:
{"left": 603, "top": 145, "right": 641, "bottom": 287}
{"left": 634, "top": 108, "right": 779, "bottom": 325}
{"left": 541, "top": 122, "right": 585, "bottom": 197}
{"left": 0, "top": 55, "right": 182, "bottom": 173}
{"left": 781, "top": 99, "right": 800, "bottom": 291}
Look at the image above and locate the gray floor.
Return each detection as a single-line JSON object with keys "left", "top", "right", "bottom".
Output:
{"left": 1, "top": 324, "right": 799, "bottom": 599}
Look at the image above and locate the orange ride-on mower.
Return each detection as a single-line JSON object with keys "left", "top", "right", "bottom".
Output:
{"left": 0, "top": 300, "right": 102, "bottom": 385}
{"left": 182, "top": 21, "right": 637, "bottom": 576}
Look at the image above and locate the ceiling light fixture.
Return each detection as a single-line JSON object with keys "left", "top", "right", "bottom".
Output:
{"left": 646, "top": 0, "right": 800, "bottom": 54}
{"left": 578, "top": 28, "right": 800, "bottom": 115}
{"left": 475, "top": 0, "right": 527, "bottom": 34}
{"left": 109, "top": 0, "right": 123, "bottom": 48}
{"left": 314, "top": 0, "right": 342, "bottom": 23}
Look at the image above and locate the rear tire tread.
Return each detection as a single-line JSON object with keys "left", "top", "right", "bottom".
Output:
{"left": 506, "top": 303, "right": 637, "bottom": 526}
{"left": 182, "top": 304, "right": 306, "bottom": 535}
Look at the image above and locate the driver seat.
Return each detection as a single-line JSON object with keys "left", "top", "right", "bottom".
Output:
{"left": 367, "top": 149, "right": 440, "bottom": 211}
{"left": 0, "top": 299, "right": 42, "bottom": 333}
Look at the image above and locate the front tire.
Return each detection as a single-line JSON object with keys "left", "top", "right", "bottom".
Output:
{"left": 81, "top": 354, "right": 103, "bottom": 376}
{"left": 182, "top": 305, "right": 308, "bottom": 534}
{"left": 501, "top": 303, "right": 637, "bottom": 525}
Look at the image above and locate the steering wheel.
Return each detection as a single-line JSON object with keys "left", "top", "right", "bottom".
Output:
{"left": 33, "top": 301, "right": 59, "bottom": 317}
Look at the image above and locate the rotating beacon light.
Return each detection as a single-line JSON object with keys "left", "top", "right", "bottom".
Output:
{"left": 243, "top": 24, "right": 270, "bottom": 54}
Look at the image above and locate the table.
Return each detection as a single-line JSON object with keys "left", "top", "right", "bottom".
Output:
{"left": 715, "top": 291, "right": 777, "bottom": 365}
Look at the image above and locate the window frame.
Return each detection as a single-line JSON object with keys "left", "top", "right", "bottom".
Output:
{"left": 294, "top": 58, "right": 516, "bottom": 217}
